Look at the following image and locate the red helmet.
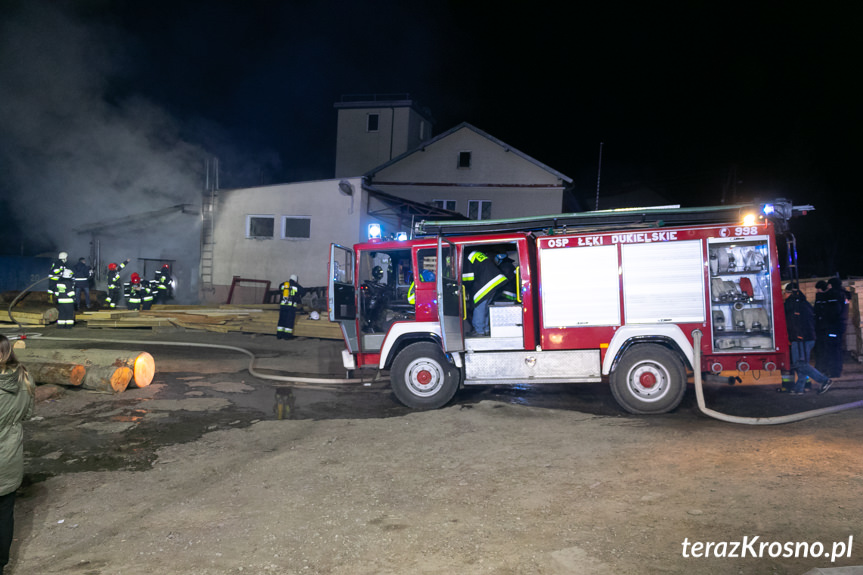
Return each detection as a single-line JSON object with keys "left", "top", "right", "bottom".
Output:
{"left": 162, "top": 264, "right": 169, "bottom": 269}
{"left": 130, "top": 273, "right": 141, "bottom": 284}
{"left": 108, "top": 263, "right": 118, "bottom": 271}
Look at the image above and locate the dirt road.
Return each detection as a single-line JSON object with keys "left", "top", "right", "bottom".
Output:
{"left": 7, "top": 329, "right": 863, "bottom": 574}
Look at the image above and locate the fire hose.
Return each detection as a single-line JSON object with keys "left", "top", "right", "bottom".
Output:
{"left": 691, "top": 329, "right": 863, "bottom": 424}
{"left": 16, "top": 335, "right": 382, "bottom": 388}
{"left": 4, "top": 277, "right": 380, "bottom": 387}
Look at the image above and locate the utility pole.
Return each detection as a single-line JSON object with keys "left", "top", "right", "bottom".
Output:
{"left": 595, "top": 142, "right": 604, "bottom": 211}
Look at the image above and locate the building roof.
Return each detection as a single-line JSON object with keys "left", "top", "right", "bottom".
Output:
{"left": 364, "top": 122, "right": 572, "bottom": 184}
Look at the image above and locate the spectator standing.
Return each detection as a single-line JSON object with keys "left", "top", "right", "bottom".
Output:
{"left": 0, "top": 334, "right": 36, "bottom": 575}
{"left": 778, "top": 283, "right": 832, "bottom": 395}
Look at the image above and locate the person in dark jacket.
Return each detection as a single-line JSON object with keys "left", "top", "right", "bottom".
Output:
{"left": 463, "top": 249, "right": 507, "bottom": 336}
{"left": 814, "top": 278, "right": 845, "bottom": 378}
{"left": 153, "top": 264, "right": 173, "bottom": 304}
{"left": 71, "top": 257, "right": 92, "bottom": 310}
{"left": 493, "top": 253, "right": 519, "bottom": 303}
{"left": 0, "top": 334, "right": 36, "bottom": 575}
{"left": 779, "top": 283, "right": 832, "bottom": 395}
{"left": 277, "top": 274, "right": 305, "bottom": 340}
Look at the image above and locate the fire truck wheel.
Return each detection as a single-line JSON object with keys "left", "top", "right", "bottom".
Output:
{"left": 609, "top": 344, "right": 686, "bottom": 415}
{"left": 390, "top": 342, "right": 459, "bottom": 410}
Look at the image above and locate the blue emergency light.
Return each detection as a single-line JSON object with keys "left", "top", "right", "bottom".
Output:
{"left": 368, "top": 223, "right": 382, "bottom": 241}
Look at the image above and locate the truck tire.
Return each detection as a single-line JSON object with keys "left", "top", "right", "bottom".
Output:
{"left": 609, "top": 344, "right": 686, "bottom": 414}
{"left": 390, "top": 342, "right": 459, "bottom": 410}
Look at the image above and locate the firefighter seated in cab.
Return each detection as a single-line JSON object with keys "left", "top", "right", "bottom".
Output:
{"left": 407, "top": 269, "right": 436, "bottom": 305}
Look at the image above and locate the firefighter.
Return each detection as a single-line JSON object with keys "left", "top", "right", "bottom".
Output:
{"left": 276, "top": 274, "right": 305, "bottom": 340}
{"left": 55, "top": 268, "right": 76, "bottom": 328}
{"left": 407, "top": 269, "right": 435, "bottom": 305}
{"left": 494, "top": 253, "right": 519, "bottom": 303}
{"left": 462, "top": 249, "right": 507, "bottom": 336}
{"left": 48, "top": 251, "right": 69, "bottom": 303}
{"left": 153, "top": 264, "right": 173, "bottom": 304}
{"left": 140, "top": 276, "right": 155, "bottom": 310}
{"left": 126, "top": 273, "right": 146, "bottom": 310}
{"left": 105, "top": 259, "right": 130, "bottom": 309}
{"left": 71, "top": 257, "right": 93, "bottom": 310}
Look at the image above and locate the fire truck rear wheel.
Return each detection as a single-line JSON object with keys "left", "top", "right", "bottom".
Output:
{"left": 390, "top": 342, "right": 459, "bottom": 410}
{"left": 610, "top": 344, "right": 686, "bottom": 415}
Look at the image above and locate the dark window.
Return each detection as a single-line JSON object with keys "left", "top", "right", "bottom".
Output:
{"left": 367, "top": 113, "right": 379, "bottom": 132}
{"left": 432, "top": 199, "right": 457, "bottom": 211}
{"left": 468, "top": 200, "right": 492, "bottom": 220}
{"left": 247, "top": 215, "right": 274, "bottom": 239}
{"left": 458, "top": 151, "right": 472, "bottom": 168}
{"left": 282, "top": 216, "right": 311, "bottom": 239}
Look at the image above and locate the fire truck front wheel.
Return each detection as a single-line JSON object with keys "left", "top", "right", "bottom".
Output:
{"left": 609, "top": 344, "right": 686, "bottom": 415}
{"left": 390, "top": 342, "right": 459, "bottom": 410}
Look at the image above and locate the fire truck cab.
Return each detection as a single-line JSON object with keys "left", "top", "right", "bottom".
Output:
{"left": 328, "top": 201, "right": 809, "bottom": 414}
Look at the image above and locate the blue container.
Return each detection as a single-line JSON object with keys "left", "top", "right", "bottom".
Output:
{"left": 0, "top": 256, "right": 53, "bottom": 293}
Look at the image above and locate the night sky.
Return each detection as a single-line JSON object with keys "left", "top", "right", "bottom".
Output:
{"left": 0, "top": 1, "right": 859, "bottom": 276}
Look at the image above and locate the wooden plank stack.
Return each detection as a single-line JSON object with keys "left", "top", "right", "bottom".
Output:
{"left": 71, "top": 305, "right": 343, "bottom": 339}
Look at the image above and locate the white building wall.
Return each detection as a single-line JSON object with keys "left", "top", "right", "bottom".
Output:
{"left": 209, "top": 177, "right": 366, "bottom": 302}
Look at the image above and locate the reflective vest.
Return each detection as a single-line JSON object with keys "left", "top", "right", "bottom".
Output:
{"left": 463, "top": 250, "right": 506, "bottom": 304}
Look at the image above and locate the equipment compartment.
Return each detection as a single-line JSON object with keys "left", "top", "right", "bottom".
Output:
{"left": 708, "top": 237, "right": 775, "bottom": 352}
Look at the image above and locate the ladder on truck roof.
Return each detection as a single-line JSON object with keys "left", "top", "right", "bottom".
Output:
{"left": 414, "top": 200, "right": 813, "bottom": 237}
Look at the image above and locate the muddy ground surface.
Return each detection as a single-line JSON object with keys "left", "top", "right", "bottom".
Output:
{"left": 5, "top": 326, "right": 863, "bottom": 574}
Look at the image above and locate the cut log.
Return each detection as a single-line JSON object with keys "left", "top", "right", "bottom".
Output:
{"left": 16, "top": 349, "right": 156, "bottom": 388}
{"left": 81, "top": 366, "right": 133, "bottom": 393}
{"left": 27, "top": 362, "right": 86, "bottom": 387}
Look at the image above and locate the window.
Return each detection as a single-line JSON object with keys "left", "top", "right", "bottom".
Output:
{"left": 432, "top": 199, "right": 456, "bottom": 211}
{"left": 281, "top": 216, "right": 311, "bottom": 240}
{"left": 367, "top": 113, "right": 379, "bottom": 132}
{"left": 246, "top": 215, "right": 274, "bottom": 239}
{"left": 468, "top": 200, "right": 492, "bottom": 221}
{"left": 458, "top": 151, "right": 472, "bottom": 168}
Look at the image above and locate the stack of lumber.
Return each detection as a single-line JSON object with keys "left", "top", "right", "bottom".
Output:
{"left": 2, "top": 305, "right": 59, "bottom": 325}
{"left": 75, "top": 305, "right": 343, "bottom": 339}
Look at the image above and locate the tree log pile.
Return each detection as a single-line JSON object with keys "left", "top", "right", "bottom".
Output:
{"left": 16, "top": 348, "right": 156, "bottom": 393}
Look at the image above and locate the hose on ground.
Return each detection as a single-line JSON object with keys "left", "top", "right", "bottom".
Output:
{"left": 691, "top": 329, "right": 863, "bottom": 425}
{"left": 19, "top": 334, "right": 385, "bottom": 389}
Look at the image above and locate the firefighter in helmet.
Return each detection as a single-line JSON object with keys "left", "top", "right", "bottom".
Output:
{"left": 105, "top": 259, "right": 130, "bottom": 309}
{"left": 126, "top": 272, "right": 146, "bottom": 310}
{"left": 276, "top": 274, "right": 305, "bottom": 340}
{"left": 55, "top": 267, "right": 76, "bottom": 328}
{"left": 153, "top": 263, "right": 173, "bottom": 304}
{"left": 48, "top": 251, "right": 69, "bottom": 303}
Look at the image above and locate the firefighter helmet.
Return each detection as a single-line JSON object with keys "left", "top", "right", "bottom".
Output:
{"left": 108, "top": 262, "right": 118, "bottom": 271}
{"left": 162, "top": 263, "right": 170, "bottom": 269}
{"left": 371, "top": 266, "right": 383, "bottom": 281}
{"left": 59, "top": 251, "right": 68, "bottom": 262}
{"left": 289, "top": 274, "right": 298, "bottom": 282}
{"left": 130, "top": 273, "right": 141, "bottom": 284}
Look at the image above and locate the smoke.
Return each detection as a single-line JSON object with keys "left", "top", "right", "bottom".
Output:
{"left": 0, "top": 2, "right": 204, "bottom": 302}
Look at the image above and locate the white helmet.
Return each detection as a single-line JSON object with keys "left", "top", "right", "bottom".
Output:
{"left": 289, "top": 274, "right": 298, "bottom": 282}
{"left": 309, "top": 311, "right": 320, "bottom": 320}
{"left": 59, "top": 251, "right": 68, "bottom": 261}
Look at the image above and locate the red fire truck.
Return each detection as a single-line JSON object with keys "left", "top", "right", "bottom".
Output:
{"left": 328, "top": 200, "right": 811, "bottom": 414}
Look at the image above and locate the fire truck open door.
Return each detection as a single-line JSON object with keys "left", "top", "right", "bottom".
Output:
{"left": 328, "top": 243, "right": 358, "bottom": 353}
{"left": 437, "top": 237, "right": 464, "bottom": 353}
